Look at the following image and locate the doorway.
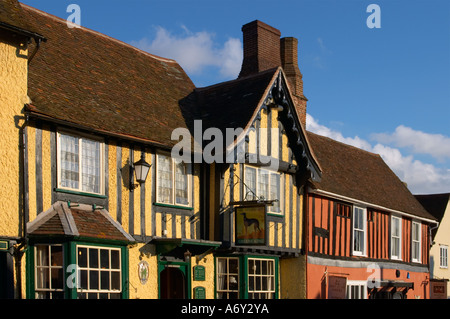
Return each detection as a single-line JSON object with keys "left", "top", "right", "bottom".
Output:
{"left": 158, "top": 261, "right": 190, "bottom": 299}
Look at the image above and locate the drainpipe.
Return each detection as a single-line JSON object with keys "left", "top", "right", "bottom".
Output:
{"left": 28, "top": 37, "right": 43, "bottom": 65}
{"left": 428, "top": 222, "right": 439, "bottom": 280}
{"left": 14, "top": 113, "right": 30, "bottom": 299}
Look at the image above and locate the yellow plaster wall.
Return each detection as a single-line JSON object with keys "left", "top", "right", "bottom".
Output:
{"left": 0, "top": 32, "right": 29, "bottom": 237}
{"left": 128, "top": 243, "right": 159, "bottom": 299}
{"left": 280, "top": 255, "right": 307, "bottom": 298}
{"left": 191, "top": 253, "right": 215, "bottom": 299}
{"left": 430, "top": 201, "right": 450, "bottom": 296}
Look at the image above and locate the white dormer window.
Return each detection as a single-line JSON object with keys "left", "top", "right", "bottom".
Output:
{"left": 156, "top": 154, "right": 191, "bottom": 207}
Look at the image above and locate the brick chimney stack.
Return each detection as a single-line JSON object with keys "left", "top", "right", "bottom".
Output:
{"left": 238, "top": 20, "right": 282, "bottom": 78}
{"left": 280, "top": 37, "right": 307, "bottom": 126}
{"left": 238, "top": 20, "right": 307, "bottom": 126}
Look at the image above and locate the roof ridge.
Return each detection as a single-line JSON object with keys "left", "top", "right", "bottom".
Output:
{"left": 194, "top": 67, "right": 281, "bottom": 92}
{"left": 20, "top": 3, "right": 178, "bottom": 64}
{"left": 306, "top": 129, "right": 381, "bottom": 158}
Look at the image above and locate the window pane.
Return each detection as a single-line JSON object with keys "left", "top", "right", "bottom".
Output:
{"left": 36, "top": 268, "right": 49, "bottom": 289}
{"left": 111, "top": 271, "right": 121, "bottom": 291}
{"left": 258, "top": 170, "right": 269, "bottom": 200}
{"left": 82, "top": 138, "right": 101, "bottom": 193}
{"left": 36, "top": 246, "right": 49, "bottom": 267}
{"left": 78, "top": 247, "right": 88, "bottom": 268}
{"left": 245, "top": 167, "right": 256, "bottom": 200}
{"left": 89, "top": 271, "right": 99, "bottom": 290}
{"left": 111, "top": 250, "right": 120, "bottom": 269}
{"left": 60, "top": 134, "right": 80, "bottom": 189}
{"left": 101, "top": 271, "right": 110, "bottom": 290}
{"left": 51, "top": 245, "right": 63, "bottom": 266}
{"left": 89, "top": 248, "right": 99, "bottom": 268}
{"left": 100, "top": 249, "right": 109, "bottom": 269}
{"left": 51, "top": 268, "right": 64, "bottom": 289}
{"left": 157, "top": 155, "right": 173, "bottom": 203}
{"left": 270, "top": 173, "right": 280, "bottom": 213}
{"left": 175, "top": 160, "right": 189, "bottom": 205}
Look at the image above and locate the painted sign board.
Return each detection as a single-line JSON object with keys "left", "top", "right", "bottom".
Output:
{"left": 235, "top": 205, "right": 266, "bottom": 245}
{"left": 193, "top": 265, "right": 205, "bottom": 281}
{"left": 194, "top": 286, "right": 206, "bottom": 299}
{"left": 0, "top": 240, "right": 9, "bottom": 251}
{"left": 328, "top": 275, "right": 347, "bottom": 299}
{"left": 430, "top": 280, "right": 448, "bottom": 299}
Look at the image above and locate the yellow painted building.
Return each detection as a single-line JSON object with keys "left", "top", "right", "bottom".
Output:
{"left": 0, "top": 2, "right": 322, "bottom": 300}
{"left": 416, "top": 193, "right": 450, "bottom": 298}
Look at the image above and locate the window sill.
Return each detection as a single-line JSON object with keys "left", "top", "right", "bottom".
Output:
{"left": 153, "top": 202, "right": 194, "bottom": 211}
{"left": 55, "top": 188, "right": 107, "bottom": 199}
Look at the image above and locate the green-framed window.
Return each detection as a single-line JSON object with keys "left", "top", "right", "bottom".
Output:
{"left": 215, "top": 255, "right": 278, "bottom": 299}
{"left": 27, "top": 241, "right": 129, "bottom": 299}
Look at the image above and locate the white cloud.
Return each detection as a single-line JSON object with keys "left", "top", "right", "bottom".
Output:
{"left": 306, "top": 114, "right": 450, "bottom": 194}
{"left": 132, "top": 26, "right": 242, "bottom": 78}
{"left": 371, "top": 125, "right": 450, "bottom": 162}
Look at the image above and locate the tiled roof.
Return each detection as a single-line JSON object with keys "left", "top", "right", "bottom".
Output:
{"left": 21, "top": 3, "right": 195, "bottom": 149}
{"left": 0, "top": 0, "right": 42, "bottom": 37}
{"left": 27, "top": 201, "right": 135, "bottom": 242}
{"left": 307, "top": 131, "right": 437, "bottom": 221}
{"left": 181, "top": 67, "right": 279, "bottom": 135}
{"left": 415, "top": 193, "right": 450, "bottom": 223}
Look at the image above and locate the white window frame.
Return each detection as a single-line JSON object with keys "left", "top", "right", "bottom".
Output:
{"left": 346, "top": 280, "right": 367, "bottom": 299}
{"left": 216, "top": 257, "right": 240, "bottom": 299}
{"left": 34, "top": 244, "right": 65, "bottom": 299}
{"left": 411, "top": 221, "right": 421, "bottom": 263}
{"left": 76, "top": 245, "right": 122, "bottom": 299}
{"left": 352, "top": 206, "right": 367, "bottom": 256}
{"left": 244, "top": 165, "right": 282, "bottom": 215}
{"left": 391, "top": 215, "right": 402, "bottom": 260}
{"left": 247, "top": 258, "right": 276, "bottom": 299}
{"left": 155, "top": 153, "right": 192, "bottom": 207}
{"left": 440, "top": 245, "right": 448, "bottom": 269}
{"left": 57, "top": 131, "right": 105, "bottom": 195}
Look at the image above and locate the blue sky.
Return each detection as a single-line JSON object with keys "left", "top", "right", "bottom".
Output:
{"left": 20, "top": 0, "right": 450, "bottom": 194}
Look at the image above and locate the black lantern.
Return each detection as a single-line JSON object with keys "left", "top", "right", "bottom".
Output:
{"left": 132, "top": 153, "right": 151, "bottom": 188}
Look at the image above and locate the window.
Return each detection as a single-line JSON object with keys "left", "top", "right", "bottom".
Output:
{"left": 216, "top": 257, "right": 239, "bottom": 299}
{"left": 156, "top": 154, "right": 191, "bottom": 206}
{"left": 35, "top": 245, "right": 64, "bottom": 299}
{"left": 346, "top": 281, "right": 367, "bottom": 299}
{"left": 77, "top": 246, "right": 122, "bottom": 299}
{"left": 411, "top": 221, "right": 421, "bottom": 263}
{"left": 244, "top": 166, "right": 281, "bottom": 214}
{"left": 440, "top": 245, "right": 448, "bottom": 268}
{"left": 247, "top": 258, "right": 275, "bottom": 299}
{"left": 58, "top": 132, "right": 104, "bottom": 194}
{"left": 352, "top": 207, "right": 367, "bottom": 256}
{"left": 391, "top": 216, "right": 402, "bottom": 260}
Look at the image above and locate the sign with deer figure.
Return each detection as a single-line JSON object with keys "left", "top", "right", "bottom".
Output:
{"left": 235, "top": 205, "right": 266, "bottom": 245}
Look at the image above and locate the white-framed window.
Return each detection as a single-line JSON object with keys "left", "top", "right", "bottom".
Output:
{"left": 247, "top": 258, "right": 276, "bottom": 299}
{"left": 57, "top": 132, "right": 104, "bottom": 195}
{"left": 156, "top": 154, "right": 191, "bottom": 207}
{"left": 346, "top": 280, "right": 367, "bottom": 299}
{"left": 411, "top": 221, "right": 421, "bottom": 263}
{"left": 76, "top": 245, "right": 122, "bottom": 299}
{"left": 440, "top": 245, "right": 448, "bottom": 268}
{"left": 391, "top": 216, "right": 402, "bottom": 260}
{"left": 244, "top": 166, "right": 281, "bottom": 214}
{"left": 216, "top": 257, "right": 239, "bottom": 299}
{"left": 34, "top": 244, "right": 65, "bottom": 299}
{"left": 352, "top": 206, "right": 367, "bottom": 256}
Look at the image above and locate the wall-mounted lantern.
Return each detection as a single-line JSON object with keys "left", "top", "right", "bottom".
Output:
{"left": 131, "top": 153, "right": 151, "bottom": 190}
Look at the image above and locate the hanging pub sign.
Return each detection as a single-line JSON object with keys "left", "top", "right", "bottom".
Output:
{"left": 235, "top": 204, "right": 266, "bottom": 245}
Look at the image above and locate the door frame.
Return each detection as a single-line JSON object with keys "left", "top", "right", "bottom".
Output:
{"left": 158, "top": 259, "right": 191, "bottom": 299}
